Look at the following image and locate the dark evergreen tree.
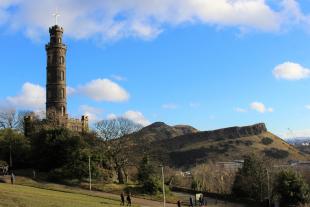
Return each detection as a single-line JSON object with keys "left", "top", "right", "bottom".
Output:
{"left": 275, "top": 170, "right": 310, "bottom": 206}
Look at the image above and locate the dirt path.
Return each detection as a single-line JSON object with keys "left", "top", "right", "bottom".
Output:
{"left": 79, "top": 189, "right": 175, "bottom": 207}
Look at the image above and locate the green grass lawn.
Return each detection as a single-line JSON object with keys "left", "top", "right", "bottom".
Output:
{"left": 0, "top": 183, "right": 139, "bottom": 207}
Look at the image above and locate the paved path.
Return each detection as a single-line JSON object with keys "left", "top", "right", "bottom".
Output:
{"left": 84, "top": 190, "right": 176, "bottom": 207}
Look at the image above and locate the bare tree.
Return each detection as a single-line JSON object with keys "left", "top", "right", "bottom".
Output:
{"left": 95, "top": 117, "right": 142, "bottom": 184}
{"left": 0, "top": 108, "right": 19, "bottom": 129}
{"left": 192, "top": 162, "right": 236, "bottom": 194}
{"left": 0, "top": 108, "right": 35, "bottom": 132}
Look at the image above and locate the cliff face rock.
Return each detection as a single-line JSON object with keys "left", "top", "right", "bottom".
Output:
{"left": 154, "top": 123, "right": 268, "bottom": 152}
{"left": 199, "top": 123, "right": 267, "bottom": 140}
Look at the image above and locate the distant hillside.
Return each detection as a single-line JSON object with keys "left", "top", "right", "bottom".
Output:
{"left": 129, "top": 122, "right": 198, "bottom": 143}
{"left": 287, "top": 137, "right": 310, "bottom": 146}
{"left": 125, "top": 123, "right": 309, "bottom": 169}
{"left": 287, "top": 137, "right": 310, "bottom": 154}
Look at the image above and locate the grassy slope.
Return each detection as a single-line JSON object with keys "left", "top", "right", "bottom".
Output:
{"left": 169, "top": 131, "right": 308, "bottom": 167}
{"left": 0, "top": 183, "right": 130, "bottom": 207}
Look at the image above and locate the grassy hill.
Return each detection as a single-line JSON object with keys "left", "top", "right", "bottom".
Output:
{"left": 0, "top": 183, "right": 133, "bottom": 207}
{"left": 125, "top": 123, "right": 309, "bottom": 169}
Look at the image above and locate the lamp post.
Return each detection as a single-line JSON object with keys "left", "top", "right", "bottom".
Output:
{"left": 160, "top": 165, "right": 166, "bottom": 207}
{"left": 267, "top": 169, "right": 270, "bottom": 207}
{"left": 89, "top": 155, "right": 92, "bottom": 191}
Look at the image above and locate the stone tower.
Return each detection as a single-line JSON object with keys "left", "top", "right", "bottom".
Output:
{"left": 24, "top": 24, "right": 89, "bottom": 136}
{"left": 45, "top": 25, "right": 67, "bottom": 126}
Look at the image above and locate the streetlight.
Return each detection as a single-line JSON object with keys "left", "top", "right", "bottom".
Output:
{"left": 266, "top": 169, "right": 270, "bottom": 207}
{"left": 89, "top": 155, "right": 92, "bottom": 191}
{"left": 160, "top": 165, "right": 166, "bottom": 207}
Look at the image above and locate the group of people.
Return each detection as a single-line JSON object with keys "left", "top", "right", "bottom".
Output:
{"left": 120, "top": 192, "right": 132, "bottom": 206}
{"left": 177, "top": 195, "right": 208, "bottom": 207}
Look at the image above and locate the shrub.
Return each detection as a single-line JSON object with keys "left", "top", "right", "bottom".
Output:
{"left": 232, "top": 154, "right": 269, "bottom": 202}
{"left": 275, "top": 170, "right": 310, "bottom": 206}
{"left": 264, "top": 148, "right": 289, "bottom": 159}
{"left": 261, "top": 137, "right": 273, "bottom": 145}
{"left": 137, "top": 156, "right": 162, "bottom": 194}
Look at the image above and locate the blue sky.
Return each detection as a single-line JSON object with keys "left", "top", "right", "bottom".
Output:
{"left": 0, "top": 0, "right": 310, "bottom": 138}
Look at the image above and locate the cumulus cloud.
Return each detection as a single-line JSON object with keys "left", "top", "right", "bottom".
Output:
{"left": 107, "top": 113, "right": 117, "bottom": 120}
{"left": 162, "top": 103, "right": 178, "bottom": 110}
{"left": 273, "top": 62, "right": 310, "bottom": 80}
{"left": 111, "top": 75, "right": 127, "bottom": 81}
{"left": 123, "top": 110, "right": 150, "bottom": 126}
{"left": 78, "top": 79, "right": 129, "bottom": 102}
{"left": 234, "top": 107, "right": 247, "bottom": 113}
{"left": 250, "top": 102, "right": 273, "bottom": 113}
{"left": 107, "top": 110, "right": 150, "bottom": 126}
{"left": 67, "top": 86, "right": 76, "bottom": 96}
{"left": 281, "top": 128, "right": 310, "bottom": 139}
{"left": 0, "top": 0, "right": 297, "bottom": 41}
{"left": 6, "top": 82, "right": 45, "bottom": 110}
{"left": 79, "top": 105, "right": 103, "bottom": 121}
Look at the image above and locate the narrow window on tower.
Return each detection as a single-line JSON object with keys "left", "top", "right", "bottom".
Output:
{"left": 58, "top": 38, "right": 61, "bottom": 43}
{"left": 61, "top": 88, "right": 65, "bottom": 98}
{"left": 48, "top": 56, "right": 51, "bottom": 64}
{"left": 61, "top": 71, "right": 64, "bottom": 80}
{"left": 60, "top": 56, "right": 64, "bottom": 65}
{"left": 47, "top": 71, "right": 51, "bottom": 81}
{"left": 61, "top": 106, "right": 65, "bottom": 116}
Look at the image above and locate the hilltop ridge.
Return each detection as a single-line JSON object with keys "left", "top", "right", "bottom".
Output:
{"left": 125, "top": 122, "right": 308, "bottom": 169}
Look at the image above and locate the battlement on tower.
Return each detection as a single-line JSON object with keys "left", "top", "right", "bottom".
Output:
{"left": 49, "top": 25, "right": 64, "bottom": 34}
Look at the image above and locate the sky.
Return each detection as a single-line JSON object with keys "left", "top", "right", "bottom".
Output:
{"left": 0, "top": 0, "right": 310, "bottom": 138}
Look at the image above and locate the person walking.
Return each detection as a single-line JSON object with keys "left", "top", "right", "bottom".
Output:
{"left": 199, "top": 194, "right": 203, "bottom": 206}
{"left": 177, "top": 200, "right": 181, "bottom": 207}
{"left": 189, "top": 196, "right": 194, "bottom": 207}
{"left": 126, "top": 193, "right": 132, "bottom": 206}
{"left": 120, "top": 192, "right": 125, "bottom": 206}
{"left": 10, "top": 172, "right": 15, "bottom": 185}
{"left": 203, "top": 196, "right": 207, "bottom": 207}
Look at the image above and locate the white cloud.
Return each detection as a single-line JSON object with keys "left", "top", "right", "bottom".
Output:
{"left": 107, "top": 110, "right": 150, "bottom": 126}
{"left": 111, "top": 75, "right": 127, "bottom": 81}
{"left": 107, "top": 113, "right": 117, "bottom": 120}
{"left": 67, "top": 86, "right": 76, "bottom": 96}
{"left": 250, "top": 102, "right": 273, "bottom": 113}
{"left": 78, "top": 79, "right": 129, "bottom": 102}
{"left": 273, "top": 62, "right": 310, "bottom": 80}
{"left": 305, "top": 105, "right": 310, "bottom": 110}
{"left": 162, "top": 103, "right": 178, "bottom": 110}
{"left": 0, "top": 0, "right": 292, "bottom": 41}
{"left": 123, "top": 110, "right": 150, "bottom": 126}
{"left": 280, "top": 0, "right": 310, "bottom": 29}
{"left": 234, "top": 107, "right": 247, "bottom": 113}
{"left": 281, "top": 128, "right": 310, "bottom": 139}
{"left": 6, "top": 82, "right": 45, "bottom": 110}
{"left": 79, "top": 105, "right": 103, "bottom": 121}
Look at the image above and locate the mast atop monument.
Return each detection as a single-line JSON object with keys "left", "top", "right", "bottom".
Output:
{"left": 52, "top": 10, "right": 60, "bottom": 25}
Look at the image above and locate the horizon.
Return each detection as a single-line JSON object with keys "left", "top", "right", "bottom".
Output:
{"left": 1, "top": 0, "right": 310, "bottom": 139}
